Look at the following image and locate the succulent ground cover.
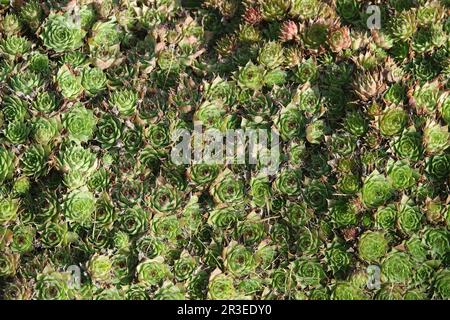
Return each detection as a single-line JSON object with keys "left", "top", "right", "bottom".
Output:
{"left": 0, "top": 0, "right": 449, "bottom": 300}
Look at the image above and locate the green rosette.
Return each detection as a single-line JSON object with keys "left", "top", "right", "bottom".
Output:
{"left": 0, "top": 251, "right": 19, "bottom": 277}
{"left": 11, "top": 224, "right": 35, "bottom": 253}
{"left": 381, "top": 251, "right": 413, "bottom": 284}
{"left": 40, "top": 13, "right": 86, "bottom": 52}
{"left": 330, "top": 200, "right": 358, "bottom": 228}
{"left": 109, "top": 88, "right": 138, "bottom": 117}
{"left": 284, "top": 202, "right": 312, "bottom": 227}
{"left": 274, "top": 106, "right": 306, "bottom": 141}
{"left": 361, "top": 171, "right": 393, "bottom": 208}
{"left": 379, "top": 107, "right": 408, "bottom": 136}
{"left": 87, "top": 254, "right": 113, "bottom": 284}
{"left": 325, "top": 246, "right": 351, "bottom": 275}
{"left": 62, "top": 104, "right": 97, "bottom": 142}
{"left": 296, "top": 226, "right": 321, "bottom": 256}
{"left": 35, "top": 272, "right": 71, "bottom": 300}
{"left": 63, "top": 189, "right": 96, "bottom": 226}
{"left": 0, "top": 148, "right": 15, "bottom": 184}
{"left": 188, "top": 163, "right": 220, "bottom": 187}
{"left": 56, "top": 65, "right": 83, "bottom": 99}
{"left": 397, "top": 201, "right": 423, "bottom": 234}
{"left": 224, "top": 243, "right": 256, "bottom": 277}
{"left": 393, "top": 130, "right": 423, "bottom": 161}
{"left": 375, "top": 205, "right": 397, "bottom": 230}
{"left": 151, "top": 214, "right": 181, "bottom": 240}
{"left": 210, "top": 171, "right": 245, "bottom": 204}
{"left": 207, "top": 272, "right": 236, "bottom": 300}
{"left": 358, "top": 231, "right": 388, "bottom": 262}
{"left": 208, "top": 206, "right": 242, "bottom": 229}
{"left": 81, "top": 66, "right": 107, "bottom": 95}
{"left": 136, "top": 257, "right": 171, "bottom": 286}
{"left": 423, "top": 227, "right": 449, "bottom": 258}
{"left": 95, "top": 114, "right": 122, "bottom": 148}
{"left": 32, "top": 117, "right": 60, "bottom": 145}
{"left": 236, "top": 62, "right": 265, "bottom": 91}
{"left": 119, "top": 206, "right": 148, "bottom": 235}
{"left": 291, "top": 259, "right": 326, "bottom": 287}
{"left": 149, "top": 185, "right": 180, "bottom": 213}
{"left": 273, "top": 168, "right": 302, "bottom": 196}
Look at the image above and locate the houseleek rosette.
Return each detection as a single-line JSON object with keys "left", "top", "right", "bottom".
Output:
{"left": 137, "top": 257, "right": 170, "bottom": 286}
{"left": 330, "top": 200, "right": 358, "bottom": 228}
{"left": 379, "top": 107, "right": 408, "bottom": 136}
{"left": 32, "top": 92, "right": 59, "bottom": 113}
{"left": 41, "top": 13, "right": 86, "bottom": 52}
{"left": 296, "top": 227, "right": 320, "bottom": 256}
{"left": 95, "top": 114, "right": 122, "bottom": 148}
{"left": 235, "top": 217, "right": 265, "bottom": 246}
{"left": 119, "top": 206, "right": 148, "bottom": 235}
{"left": 434, "top": 270, "right": 450, "bottom": 299}
{"left": 194, "top": 100, "right": 226, "bottom": 130}
{"left": 87, "top": 254, "right": 113, "bottom": 284}
{"left": 393, "top": 130, "right": 423, "bottom": 161}
{"left": 32, "top": 117, "right": 60, "bottom": 145}
{"left": 423, "top": 121, "right": 449, "bottom": 155}
{"left": 81, "top": 66, "right": 107, "bottom": 95}
{"left": 0, "top": 35, "right": 31, "bottom": 57}
{"left": 397, "top": 201, "right": 422, "bottom": 234}
{"left": 326, "top": 246, "right": 352, "bottom": 275}
{"left": 20, "top": 144, "right": 49, "bottom": 177}
{"left": 207, "top": 272, "right": 236, "bottom": 300}
{"left": 149, "top": 185, "right": 180, "bottom": 213}
{"left": 275, "top": 106, "right": 306, "bottom": 141}
{"left": 0, "top": 148, "right": 15, "bottom": 184}
{"left": 35, "top": 272, "right": 71, "bottom": 300}
{"left": 381, "top": 252, "right": 414, "bottom": 283}
{"left": 361, "top": 171, "right": 393, "bottom": 208}
{"left": 425, "top": 155, "right": 450, "bottom": 180}
{"left": 174, "top": 254, "right": 197, "bottom": 281}
{"left": 109, "top": 88, "right": 138, "bottom": 117}
{"left": 423, "top": 227, "right": 449, "bottom": 258}
{"left": 39, "top": 222, "right": 70, "bottom": 248}
{"left": 56, "top": 65, "right": 83, "bottom": 100}
{"left": 151, "top": 214, "right": 181, "bottom": 240}
{"left": 63, "top": 104, "right": 97, "bottom": 142}
{"left": 0, "top": 251, "right": 19, "bottom": 277}
{"left": 210, "top": 171, "right": 245, "bottom": 204}
{"left": 291, "top": 259, "right": 326, "bottom": 287}
{"left": 236, "top": 62, "right": 265, "bottom": 91}
{"left": 188, "top": 164, "right": 220, "bottom": 186}
{"left": 9, "top": 70, "right": 42, "bottom": 95}
{"left": 155, "top": 283, "right": 185, "bottom": 300}
{"left": 258, "top": 41, "right": 284, "bottom": 69}
{"left": 273, "top": 168, "right": 302, "bottom": 196}
{"left": 11, "top": 225, "right": 35, "bottom": 253}
{"left": 304, "top": 180, "right": 331, "bottom": 212}
{"left": 2, "top": 95, "right": 28, "bottom": 122}
{"left": 386, "top": 160, "right": 419, "bottom": 190}
{"left": 63, "top": 189, "right": 96, "bottom": 226}
{"left": 224, "top": 243, "right": 256, "bottom": 277}
{"left": 208, "top": 206, "right": 242, "bottom": 229}
{"left": 358, "top": 231, "right": 388, "bottom": 262}
{"left": 284, "top": 202, "right": 312, "bottom": 227}
{"left": 375, "top": 205, "right": 397, "bottom": 230}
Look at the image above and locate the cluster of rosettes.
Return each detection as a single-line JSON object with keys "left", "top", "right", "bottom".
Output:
{"left": 0, "top": 0, "right": 449, "bottom": 300}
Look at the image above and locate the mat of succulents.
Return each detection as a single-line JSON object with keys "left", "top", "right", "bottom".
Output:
{"left": 0, "top": 0, "right": 449, "bottom": 301}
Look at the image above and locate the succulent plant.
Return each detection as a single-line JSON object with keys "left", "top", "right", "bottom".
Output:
{"left": 0, "top": 0, "right": 447, "bottom": 302}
